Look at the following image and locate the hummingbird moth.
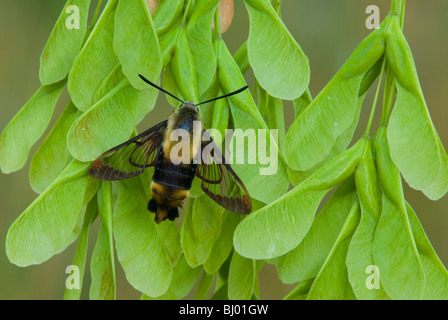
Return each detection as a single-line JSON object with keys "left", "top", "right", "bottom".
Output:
{"left": 89, "top": 74, "right": 252, "bottom": 223}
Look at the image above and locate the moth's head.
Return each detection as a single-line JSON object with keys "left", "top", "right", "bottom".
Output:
{"left": 180, "top": 101, "right": 199, "bottom": 112}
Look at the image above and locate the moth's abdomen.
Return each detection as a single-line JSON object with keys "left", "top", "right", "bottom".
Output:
{"left": 149, "top": 181, "right": 189, "bottom": 223}
{"left": 149, "top": 148, "right": 197, "bottom": 223}
{"left": 153, "top": 148, "right": 197, "bottom": 190}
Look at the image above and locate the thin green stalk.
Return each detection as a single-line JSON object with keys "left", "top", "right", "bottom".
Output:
{"left": 390, "top": 0, "right": 405, "bottom": 18}
{"left": 364, "top": 57, "right": 386, "bottom": 138}
{"left": 399, "top": 0, "right": 406, "bottom": 28}
{"left": 252, "top": 78, "right": 259, "bottom": 98}
{"left": 389, "top": 0, "right": 406, "bottom": 32}
{"left": 380, "top": 64, "right": 396, "bottom": 124}
{"left": 181, "top": 0, "right": 192, "bottom": 27}
{"left": 100, "top": 181, "right": 114, "bottom": 258}
{"left": 301, "top": 88, "right": 313, "bottom": 105}
{"left": 83, "top": 0, "right": 103, "bottom": 42}
{"left": 253, "top": 270, "right": 260, "bottom": 299}
{"left": 272, "top": 0, "right": 281, "bottom": 16}
{"left": 90, "top": 0, "right": 103, "bottom": 29}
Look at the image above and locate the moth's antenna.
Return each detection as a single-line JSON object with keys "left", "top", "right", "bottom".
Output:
{"left": 196, "top": 86, "right": 249, "bottom": 106}
{"left": 138, "top": 74, "right": 184, "bottom": 104}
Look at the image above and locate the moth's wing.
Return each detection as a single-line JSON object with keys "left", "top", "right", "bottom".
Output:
{"left": 89, "top": 120, "right": 167, "bottom": 180}
{"left": 196, "top": 130, "right": 252, "bottom": 214}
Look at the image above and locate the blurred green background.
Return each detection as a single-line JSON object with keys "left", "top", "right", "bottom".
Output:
{"left": 0, "top": 0, "right": 447, "bottom": 299}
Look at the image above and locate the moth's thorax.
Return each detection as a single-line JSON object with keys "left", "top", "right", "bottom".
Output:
{"left": 163, "top": 103, "right": 203, "bottom": 162}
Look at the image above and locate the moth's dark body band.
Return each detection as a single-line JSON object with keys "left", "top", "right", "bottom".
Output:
{"left": 153, "top": 148, "right": 198, "bottom": 190}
